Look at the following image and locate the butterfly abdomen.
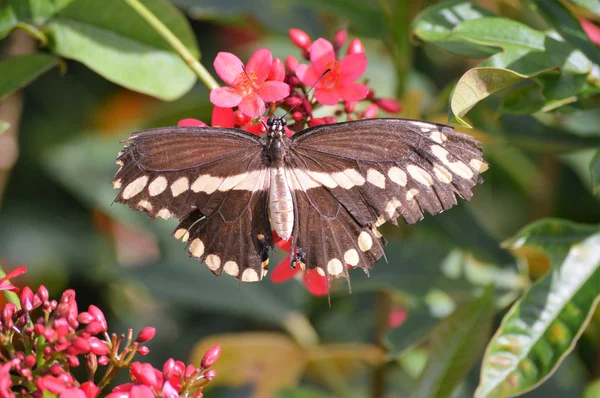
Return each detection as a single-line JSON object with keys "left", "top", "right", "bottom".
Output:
{"left": 269, "top": 167, "right": 294, "bottom": 241}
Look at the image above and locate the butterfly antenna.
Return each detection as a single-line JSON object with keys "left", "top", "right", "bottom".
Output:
{"left": 282, "top": 68, "right": 331, "bottom": 119}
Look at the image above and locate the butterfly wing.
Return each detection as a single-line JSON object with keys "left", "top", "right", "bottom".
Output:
{"left": 114, "top": 126, "right": 273, "bottom": 281}
{"left": 287, "top": 118, "right": 487, "bottom": 278}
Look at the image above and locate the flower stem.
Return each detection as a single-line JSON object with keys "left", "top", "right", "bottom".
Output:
{"left": 121, "top": 0, "right": 220, "bottom": 91}
{"left": 0, "top": 264, "right": 21, "bottom": 307}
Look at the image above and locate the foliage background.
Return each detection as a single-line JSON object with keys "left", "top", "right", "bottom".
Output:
{"left": 1, "top": 0, "right": 600, "bottom": 397}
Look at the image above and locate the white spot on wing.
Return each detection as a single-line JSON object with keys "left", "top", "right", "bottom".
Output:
{"left": 205, "top": 254, "right": 221, "bottom": 271}
{"left": 307, "top": 171, "right": 338, "bottom": 188}
{"left": 148, "top": 176, "right": 168, "bottom": 196}
{"left": 469, "top": 159, "right": 488, "bottom": 173}
{"left": 344, "top": 249, "right": 359, "bottom": 266}
{"left": 218, "top": 172, "right": 249, "bottom": 191}
{"left": 113, "top": 179, "right": 122, "bottom": 189}
{"left": 157, "top": 208, "right": 172, "bottom": 219}
{"left": 190, "top": 238, "right": 205, "bottom": 258}
{"left": 327, "top": 258, "right": 344, "bottom": 276}
{"left": 358, "top": 231, "right": 373, "bottom": 252}
{"left": 174, "top": 228, "right": 189, "bottom": 242}
{"left": 407, "top": 165, "right": 433, "bottom": 186}
{"left": 137, "top": 200, "right": 153, "bottom": 212}
{"left": 430, "top": 131, "right": 444, "bottom": 144}
{"left": 122, "top": 176, "right": 148, "bottom": 199}
{"left": 367, "top": 169, "right": 386, "bottom": 189}
{"left": 241, "top": 268, "right": 260, "bottom": 282}
{"left": 406, "top": 189, "right": 419, "bottom": 200}
{"left": 191, "top": 175, "right": 224, "bottom": 194}
{"left": 431, "top": 145, "right": 474, "bottom": 179}
{"left": 385, "top": 197, "right": 402, "bottom": 217}
{"left": 388, "top": 167, "right": 407, "bottom": 186}
{"left": 433, "top": 165, "right": 453, "bottom": 184}
{"left": 223, "top": 261, "right": 239, "bottom": 277}
{"left": 316, "top": 267, "right": 326, "bottom": 277}
{"left": 171, "top": 177, "right": 189, "bottom": 197}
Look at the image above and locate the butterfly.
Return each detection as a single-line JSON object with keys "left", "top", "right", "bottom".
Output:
{"left": 113, "top": 117, "right": 487, "bottom": 283}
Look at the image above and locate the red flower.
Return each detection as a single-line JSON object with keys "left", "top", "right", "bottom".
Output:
{"left": 296, "top": 38, "right": 368, "bottom": 106}
{"left": 0, "top": 266, "right": 26, "bottom": 292}
{"left": 270, "top": 234, "right": 329, "bottom": 296}
{"left": 210, "top": 49, "right": 290, "bottom": 118}
{"left": 580, "top": 18, "right": 600, "bottom": 46}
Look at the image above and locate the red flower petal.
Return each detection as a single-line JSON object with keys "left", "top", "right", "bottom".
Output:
{"left": 270, "top": 257, "right": 298, "bottom": 283}
{"left": 211, "top": 106, "right": 235, "bottom": 127}
{"left": 295, "top": 64, "right": 320, "bottom": 87}
{"left": 213, "top": 52, "right": 244, "bottom": 85}
{"left": 337, "top": 82, "right": 369, "bottom": 102}
{"left": 246, "top": 48, "right": 272, "bottom": 83}
{"left": 238, "top": 94, "right": 265, "bottom": 118}
{"left": 210, "top": 87, "right": 243, "bottom": 108}
{"left": 60, "top": 388, "right": 86, "bottom": 398}
{"left": 269, "top": 58, "right": 286, "bottom": 81}
{"left": 309, "top": 39, "right": 335, "bottom": 73}
{"left": 257, "top": 81, "right": 290, "bottom": 102}
{"left": 129, "top": 385, "right": 154, "bottom": 398}
{"left": 303, "top": 270, "right": 329, "bottom": 296}
{"left": 242, "top": 124, "right": 263, "bottom": 136}
{"left": 314, "top": 88, "right": 340, "bottom": 105}
{"left": 339, "top": 53, "right": 367, "bottom": 83}
{"left": 177, "top": 118, "right": 207, "bottom": 127}
{"left": 580, "top": 18, "right": 600, "bottom": 46}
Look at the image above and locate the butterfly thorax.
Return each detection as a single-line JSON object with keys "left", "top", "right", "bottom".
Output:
{"left": 266, "top": 118, "right": 294, "bottom": 241}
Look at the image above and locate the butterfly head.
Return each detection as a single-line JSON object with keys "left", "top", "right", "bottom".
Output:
{"left": 267, "top": 117, "right": 286, "bottom": 138}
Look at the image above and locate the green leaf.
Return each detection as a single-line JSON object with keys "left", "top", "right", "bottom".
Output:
{"left": 475, "top": 219, "right": 600, "bottom": 398}
{"left": 583, "top": 379, "right": 600, "bottom": 398}
{"left": 45, "top": 0, "right": 199, "bottom": 100}
{"left": 0, "top": 120, "right": 9, "bottom": 135}
{"left": 591, "top": 150, "right": 600, "bottom": 195}
{"left": 565, "top": 0, "right": 600, "bottom": 15}
{"left": 411, "top": 286, "right": 494, "bottom": 398}
{"left": 0, "top": 54, "right": 59, "bottom": 100}
{"left": 277, "top": 387, "right": 333, "bottom": 398}
{"left": 450, "top": 67, "right": 556, "bottom": 127}
{"left": 411, "top": 0, "right": 498, "bottom": 58}
{"left": 0, "top": 0, "right": 74, "bottom": 39}
{"left": 533, "top": 0, "right": 600, "bottom": 66}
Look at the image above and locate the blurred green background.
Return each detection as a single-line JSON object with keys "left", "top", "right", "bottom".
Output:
{"left": 1, "top": 0, "right": 600, "bottom": 397}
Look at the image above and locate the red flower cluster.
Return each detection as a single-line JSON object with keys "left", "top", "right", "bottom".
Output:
{"left": 178, "top": 28, "right": 401, "bottom": 295}
{"left": 0, "top": 268, "right": 220, "bottom": 398}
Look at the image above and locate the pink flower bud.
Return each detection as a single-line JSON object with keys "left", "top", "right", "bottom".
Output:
{"left": 135, "top": 327, "right": 156, "bottom": 343}
{"left": 60, "top": 387, "right": 86, "bottom": 398}
{"left": 200, "top": 345, "right": 221, "bottom": 369}
{"left": 323, "top": 116, "right": 338, "bottom": 124}
{"left": 77, "top": 312, "right": 94, "bottom": 324}
{"left": 185, "top": 364, "right": 196, "bottom": 378}
{"left": 234, "top": 110, "right": 251, "bottom": 126}
{"left": 292, "top": 111, "right": 303, "bottom": 122}
{"left": 88, "top": 337, "right": 110, "bottom": 356}
{"left": 333, "top": 29, "right": 348, "bottom": 52}
{"left": 308, "top": 118, "right": 326, "bottom": 127}
{"left": 97, "top": 356, "right": 109, "bottom": 366}
{"left": 79, "top": 382, "right": 100, "bottom": 398}
{"left": 20, "top": 368, "right": 32, "bottom": 378}
{"left": 43, "top": 328, "right": 56, "bottom": 342}
{"left": 268, "top": 58, "right": 285, "bottom": 82}
{"left": 137, "top": 346, "right": 150, "bottom": 356}
{"left": 35, "top": 285, "right": 48, "bottom": 303}
{"left": 162, "top": 358, "right": 177, "bottom": 379}
{"left": 130, "top": 362, "right": 161, "bottom": 389}
{"left": 87, "top": 306, "right": 107, "bottom": 331}
{"left": 289, "top": 29, "right": 311, "bottom": 50}
{"left": 72, "top": 337, "right": 91, "bottom": 354}
{"left": 85, "top": 321, "right": 105, "bottom": 335}
{"left": 67, "top": 356, "right": 80, "bottom": 367}
{"left": 347, "top": 38, "right": 365, "bottom": 55}
{"left": 366, "top": 88, "right": 375, "bottom": 100}
{"left": 204, "top": 370, "right": 216, "bottom": 381}
{"left": 374, "top": 98, "right": 402, "bottom": 113}
{"left": 37, "top": 376, "right": 67, "bottom": 395}
{"left": 177, "top": 118, "right": 207, "bottom": 127}
{"left": 20, "top": 286, "right": 34, "bottom": 312}
{"left": 87, "top": 353, "right": 98, "bottom": 375}
{"left": 285, "top": 55, "right": 299, "bottom": 72}
{"left": 363, "top": 104, "right": 379, "bottom": 119}
{"left": 345, "top": 101, "right": 356, "bottom": 113}
{"left": 24, "top": 355, "right": 36, "bottom": 368}
{"left": 54, "top": 318, "right": 70, "bottom": 338}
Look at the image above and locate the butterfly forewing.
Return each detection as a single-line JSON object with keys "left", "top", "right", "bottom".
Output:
{"left": 114, "top": 127, "right": 273, "bottom": 281}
